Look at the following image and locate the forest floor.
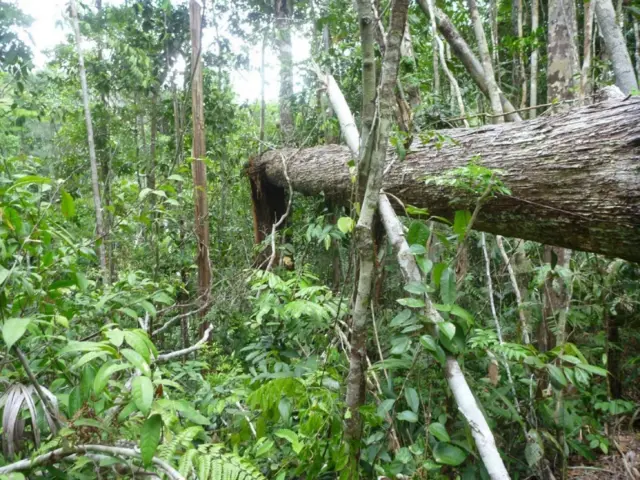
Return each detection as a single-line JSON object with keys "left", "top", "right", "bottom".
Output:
{"left": 568, "top": 433, "right": 640, "bottom": 479}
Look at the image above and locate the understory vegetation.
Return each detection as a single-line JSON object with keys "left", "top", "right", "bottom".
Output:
{"left": 0, "top": 0, "right": 639, "bottom": 479}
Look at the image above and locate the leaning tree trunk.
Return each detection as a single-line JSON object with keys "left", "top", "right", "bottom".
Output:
{"left": 595, "top": 0, "right": 639, "bottom": 94}
{"left": 417, "top": 1, "right": 521, "bottom": 121}
{"left": 248, "top": 98, "right": 640, "bottom": 262}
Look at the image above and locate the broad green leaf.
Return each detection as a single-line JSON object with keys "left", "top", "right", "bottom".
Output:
{"left": 140, "top": 414, "right": 162, "bottom": 466}
{"left": 119, "top": 308, "right": 139, "bottom": 320}
{"left": 337, "top": 217, "right": 355, "bottom": 234}
{"left": 168, "top": 174, "right": 185, "bottom": 182}
{"left": 0, "top": 266, "right": 10, "bottom": 286}
{"left": 390, "top": 310, "right": 413, "bottom": 328}
{"left": 420, "top": 335, "right": 438, "bottom": 352}
{"left": 397, "top": 297, "right": 425, "bottom": 308}
{"left": 433, "top": 442, "right": 468, "bottom": 466}
{"left": 404, "top": 282, "right": 428, "bottom": 295}
{"left": 60, "top": 190, "right": 76, "bottom": 218}
{"left": 94, "top": 362, "right": 129, "bottom": 395}
{"left": 428, "top": 422, "right": 451, "bottom": 442}
{"left": 75, "top": 272, "right": 88, "bottom": 292}
{"left": 275, "top": 429, "right": 302, "bottom": 453}
{"left": 121, "top": 349, "right": 151, "bottom": 377}
{"left": 575, "top": 363, "right": 608, "bottom": 376}
{"left": 132, "top": 376, "right": 154, "bottom": 416}
{"left": 432, "top": 263, "right": 446, "bottom": 287}
{"left": 118, "top": 402, "right": 137, "bottom": 423}
{"left": 440, "top": 322, "right": 456, "bottom": 340}
{"left": 106, "top": 329, "right": 124, "bottom": 348}
{"left": 409, "top": 244, "right": 427, "bottom": 255}
{"left": 170, "top": 400, "right": 211, "bottom": 425}
{"left": 152, "top": 292, "right": 173, "bottom": 305}
{"left": 407, "top": 221, "right": 430, "bottom": 246}
{"left": 404, "top": 387, "right": 419, "bottom": 413}
{"left": 391, "top": 336, "right": 411, "bottom": 355}
{"left": 547, "top": 365, "right": 568, "bottom": 389}
{"left": 54, "top": 315, "right": 69, "bottom": 328}
{"left": 124, "top": 331, "right": 151, "bottom": 363}
{"left": 416, "top": 256, "right": 433, "bottom": 275}
{"left": 453, "top": 210, "right": 471, "bottom": 237}
{"left": 440, "top": 268, "right": 456, "bottom": 305}
{"left": 256, "top": 439, "right": 274, "bottom": 457}
{"left": 138, "top": 300, "right": 157, "bottom": 318}
{"left": 3, "top": 317, "right": 31, "bottom": 349}
{"left": 397, "top": 410, "right": 418, "bottom": 423}
{"left": 71, "top": 351, "right": 108, "bottom": 371}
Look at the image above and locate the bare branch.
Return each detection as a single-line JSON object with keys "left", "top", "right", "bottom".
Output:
{"left": 155, "top": 324, "right": 213, "bottom": 363}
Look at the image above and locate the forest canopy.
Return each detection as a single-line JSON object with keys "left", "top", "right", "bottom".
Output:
{"left": 0, "top": 0, "right": 639, "bottom": 479}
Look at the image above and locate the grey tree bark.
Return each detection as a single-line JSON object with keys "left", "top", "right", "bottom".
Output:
{"left": 530, "top": 0, "right": 539, "bottom": 118}
{"left": 595, "top": 0, "right": 639, "bottom": 94}
{"left": 276, "top": 0, "right": 295, "bottom": 143}
{"left": 250, "top": 99, "right": 640, "bottom": 262}
{"left": 467, "top": 0, "right": 504, "bottom": 122}
{"left": 547, "top": 0, "right": 581, "bottom": 104}
{"left": 70, "top": 0, "right": 109, "bottom": 286}
{"left": 417, "top": 1, "right": 522, "bottom": 122}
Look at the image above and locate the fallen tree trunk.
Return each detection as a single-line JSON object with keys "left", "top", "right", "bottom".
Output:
{"left": 248, "top": 98, "right": 640, "bottom": 262}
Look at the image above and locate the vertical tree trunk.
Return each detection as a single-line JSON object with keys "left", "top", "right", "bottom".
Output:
{"left": 467, "top": 0, "right": 504, "bottom": 122}
{"left": 594, "top": 0, "right": 638, "bottom": 94}
{"left": 581, "top": 0, "right": 595, "bottom": 98}
{"left": 401, "top": 24, "right": 421, "bottom": 108}
{"left": 515, "top": 0, "right": 528, "bottom": 109}
{"left": 189, "top": 0, "right": 212, "bottom": 315}
{"left": 490, "top": 0, "right": 500, "bottom": 84}
{"left": 530, "top": 0, "right": 539, "bottom": 118}
{"left": 345, "top": 1, "right": 408, "bottom": 475}
{"left": 634, "top": 18, "right": 640, "bottom": 82}
{"left": 276, "top": 0, "right": 294, "bottom": 144}
{"left": 432, "top": 36, "right": 440, "bottom": 96}
{"left": 149, "top": 89, "right": 160, "bottom": 280}
{"left": 547, "top": 0, "right": 580, "bottom": 104}
{"left": 70, "top": 0, "right": 109, "bottom": 287}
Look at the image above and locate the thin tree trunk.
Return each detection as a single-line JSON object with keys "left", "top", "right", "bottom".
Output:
{"left": 432, "top": 36, "right": 440, "bottom": 97}
{"left": 490, "top": 0, "right": 500, "bottom": 84}
{"left": 276, "top": 0, "right": 294, "bottom": 144}
{"left": 189, "top": 0, "right": 212, "bottom": 316}
{"left": 259, "top": 31, "right": 267, "bottom": 155}
{"left": 581, "top": 0, "right": 595, "bottom": 98}
{"left": 467, "top": 0, "right": 504, "bottom": 122}
{"left": 530, "top": 0, "right": 539, "bottom": 118}
{"left": 150, "top": 89, "right": 160, "bottom": 280}
{"left": 425, "top": 0, "right": 469, "bottom": 126}
{"left": 516, "top": 0, "right": 528, "bottom": 110}
{"left": 70, "top": 0, "right": 108, "bottom": 286}
{"left": 634, "top": 19, "right": 640, "bottom": 82}
{"left": 345, "top": 1, "right": 408, "bottom": 474}
{"left": 497, "top": 236, "right": 530, "bottom": 344}
{"left": 594, "top": 0, "right": 639, "bottom": 94}
{"left": 419, "top": 2, "right": 521, "bottom": 121}
{"left": 251, "top": 98, "right": 640, "bottom": 262}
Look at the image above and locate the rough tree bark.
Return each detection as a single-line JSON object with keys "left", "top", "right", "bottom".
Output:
{"left": 547, "top": 0, "right": 580, "bottom": 104}
{"left": 189, "top": 0, "right": 212, "bottom": 312}
{"left": 248, "top": 99, "right": 640, "bottom": 262}
{"left": 417, "top": 2, "right": 522, "bottom": 122}
{"left": 70, "top": 0, "right": 109, "bottom": 286}
{"left": 595, "top": 0, "right": 639, "bottom": 94}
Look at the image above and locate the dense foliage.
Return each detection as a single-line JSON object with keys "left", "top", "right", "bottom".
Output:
{"left": 0, "top": 0, "right": 639, "bottom": 479}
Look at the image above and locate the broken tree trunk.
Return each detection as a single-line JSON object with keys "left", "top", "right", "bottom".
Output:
{"left": 248, "top": 98, "right": 640, "bottom": 262}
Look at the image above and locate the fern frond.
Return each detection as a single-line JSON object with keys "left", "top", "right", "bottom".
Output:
{"left": 180, "top": 444, "right": 265, "bottom": 480}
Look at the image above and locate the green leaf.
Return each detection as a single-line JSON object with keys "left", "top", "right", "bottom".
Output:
{"left": 409, "top": 244, "right": 427, "bottom": 255}
{"left": 428, "top": 422, "right": 451, "bottom": 442}
{"left": 404, "top": 282, "right": 427, "bottom": 295}
{"left": 255, "top": 439, "right": 274, "bottom": 457}
{"left": 407, "top": 221, "right": 430, "bottom": 246}
{"left": 2, "top": 317, "right": 31, "bottom": 349}
{"left": 575, "top": 363, "right": 608, "bottom": 376}
{"left": 71, "top": 351, "right": 108, "bottom": 371}
{"left": 94, "top": 362, "right": 129, "bottom": 395}
{"left": 547, "top": 364, "right": 568, "bottom": 389}
{"left": 121, "top": 349, "right": 151, "bottom": 377}
{"left": 391, "top": 336, "right": 411, "bottom": 355}
{"left": 106, "top": 329, "right": 124, "bottom": 348}
{"left": 397, "top": 297, "right": 425, "bottom": 308}
{"left": 390, "top": 310, "right": 413, "bottom": 328}
{"left": 337, "top": 217, "right": 355, "bottom": 234}
{"left": 75, "top": 272, "right": 88, "bottom": 292}
{"left": 416, "top": 257, "right": 433, "bottom": 275}
{"left": 0, "top": 266, "right": 11, "bottom": 286}
{"left": 60, "top": 190, "right": 76, "bottom": 218}
{"left": 124, "top": 331, "right": 151, "bottom": 363}
{"left": 433, "top": 442, "right": 468, "bottom": 466}
{"left": 432, "top": 263, "right": 446, "bottom": 287}
{"left": 404, "top": 387, "right": 420, "bottom": 413}
{"left": 152, "top": 292, "right": 173, "bottom": 305}
{"left": 140, "top": 414, "right": 162, "bottom": 466}
{"left": 397, "top": 410, "right": 418, "bottom": 423}
{"left": 440, "top": 268, "right": 456, "bottom": 305}
{"left": 132, "top": 376, "right": 154, "bottom": 416}
{"left": 440, "top": 322, "right": 456, "bottom": 340}
{"left": 138, "top": 300, "right": 157, "bottom": 318}
{"left": 118, "top": 308, "right": 139, "bottom": 320}
{"left": 420, "top": 335, "right": 438, "bottom": 352}
{"left": 275, "top": 429, "right": 302, "bottom": 453}
{"left": 453, "top": 210, "right": 471, "bottom": 237}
